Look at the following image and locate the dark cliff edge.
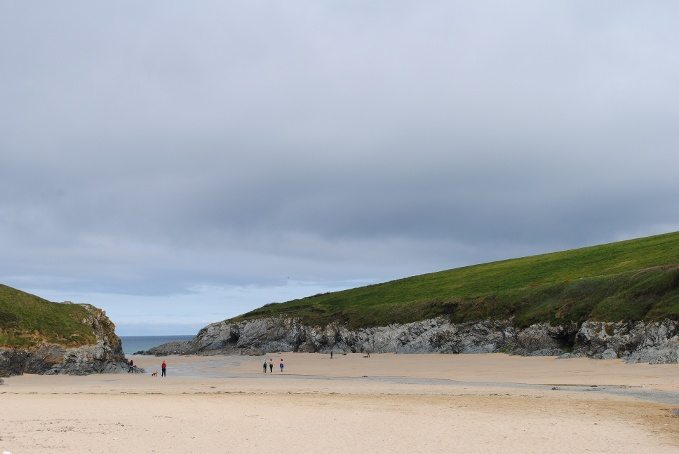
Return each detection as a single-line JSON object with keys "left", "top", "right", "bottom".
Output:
{"left": 0, "top": 285, "right": 135, "bottom": 377}
{"left": 144, "top": 316, "right": 679, "bottom": 364}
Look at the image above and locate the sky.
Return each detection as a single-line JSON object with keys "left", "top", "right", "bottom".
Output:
{"left": 1, "top": 1, "right": 679, "bottom": 335}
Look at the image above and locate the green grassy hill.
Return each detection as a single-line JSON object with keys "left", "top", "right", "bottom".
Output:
{"left": 0, "top": 285, "right": 97, "bottom": 348}
{"left": 236, "top": 231, "right": 679, "bottom": 329}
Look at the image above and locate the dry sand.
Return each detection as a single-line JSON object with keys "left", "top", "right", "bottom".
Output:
{"left": 2, "top": 353, "right": 679, "bottom": 453}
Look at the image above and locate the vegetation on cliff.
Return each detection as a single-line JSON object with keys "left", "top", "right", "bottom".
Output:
{"left": 236, "top": 231, "right": 679, "bottom": 329}
{"left": 0, "top": 285, "right": 97, "bottom": 348}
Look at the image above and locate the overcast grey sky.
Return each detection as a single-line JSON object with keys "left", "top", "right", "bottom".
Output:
{"left": 2, "top": 1, "right": 678, "bottom": 334}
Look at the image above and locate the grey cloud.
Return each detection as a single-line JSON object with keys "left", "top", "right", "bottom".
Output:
{"left": 1, "top": 1, "right": 679, "bottom": 330}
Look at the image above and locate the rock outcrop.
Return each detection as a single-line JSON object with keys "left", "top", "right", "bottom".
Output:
{"left": 575, "top": 319, "right": 679, "bottom": 363}
{"left": 0, "top": 304, "right": 131, "bottom": 377}
{"left": 145, "top": 316, "right": 679, "bottom": 364}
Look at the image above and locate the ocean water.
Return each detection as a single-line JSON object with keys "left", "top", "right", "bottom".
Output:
{"left": 120, "top": 335, "right": 194, "bottom": 354}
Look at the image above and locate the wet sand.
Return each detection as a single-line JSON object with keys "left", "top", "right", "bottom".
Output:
{"left": 2, "top": 353, "right": 679, "bottom": 453}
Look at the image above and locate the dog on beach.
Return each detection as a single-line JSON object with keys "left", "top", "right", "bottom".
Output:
{"left": 151, "top": 371, "right": 158, "bottom": 377}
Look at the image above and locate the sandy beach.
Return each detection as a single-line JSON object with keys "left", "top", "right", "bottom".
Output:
{"left": 2, "top": 353, "right": 679, "bottom": 453}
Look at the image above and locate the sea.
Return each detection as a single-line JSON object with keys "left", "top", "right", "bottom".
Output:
{"left": 120, "top": 335, "right": 195, "bottom": 355}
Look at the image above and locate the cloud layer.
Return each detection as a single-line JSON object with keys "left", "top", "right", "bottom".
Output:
{"left": 2, "top": 1, "right": 678, "bottom": 333}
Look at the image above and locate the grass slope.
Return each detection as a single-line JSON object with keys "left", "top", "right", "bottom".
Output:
{"left": 0, "top": 285, "right": 96, "bottom": 348}
{"left": 237, "top": 232, "right": 679, "bottom": 329}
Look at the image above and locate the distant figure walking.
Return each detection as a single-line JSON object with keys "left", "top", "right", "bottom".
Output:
{"left": 268, "top": 358, "right": 273, "bottom": 373}
{"left": 330, "top": 351, "right": 333, "bottom": 359}
{"left": 161, "top": 360, "right": 167, "bottom": 377}
{"left": 128, "top": 359, "right": 134, "bottom": 373}
{"left": 279, "top": 358, "right": 284, "bottom": 374}
{"left": 263, "top": 359, "right": 268, "bottom": 373}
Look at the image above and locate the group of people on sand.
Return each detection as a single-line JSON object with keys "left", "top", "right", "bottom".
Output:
{"left": 129, "top": 359, "right": 168, "bottom": 377}
{"left": 262, "top": 357, "right": 285, "bottom": 374}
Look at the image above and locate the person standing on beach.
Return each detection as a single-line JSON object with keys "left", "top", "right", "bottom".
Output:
{"left": 279, "top": 358, "right": 284, "bottom": 374}
{"left": 330, "top": 350, "right": 333, "bottom": 359}
{"left": 263, "top": 359, "right": 268, "bottom": 373}
{"left": 161, "top": 360, "right": 167, "bottom": 377}
{"left": 268, "top": 358, "right": 273, "bottom": 373}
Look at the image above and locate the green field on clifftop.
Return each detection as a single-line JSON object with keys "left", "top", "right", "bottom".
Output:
{"left": 236, "top": 232, "right": 679, "bottom": 329}
{"left": 0, "top": 285, "right": 97, "bottom": 348}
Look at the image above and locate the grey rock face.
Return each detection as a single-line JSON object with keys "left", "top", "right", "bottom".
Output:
{"left": 513, "top": 323, "right": 575, "bottom": 356}
{"left": 0, "top": 304, "right": 131, "bottom": 377}
{"left": 573, "top": 320, "right": 679, "bottom": 362}
{"left": 626, "top": 344, "right": 679, "bottom": 364}
{"left": 147, "top": 316, "right": 679, "bottom": 364}
{"left": 145, "top": 317, "right": 556, "bottom": 356}
{"left": 600, "top": 348, "right": 618, "bottom": 359}
{"left": 145, "top": 340, "right": 195, "bottom": 356}
{"left": 0, "top": 349, "right": 30, "bottom": 376}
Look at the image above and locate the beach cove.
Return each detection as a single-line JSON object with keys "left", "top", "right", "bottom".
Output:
{"left": 2, "top": 353, "right": 679, "bottom": 453}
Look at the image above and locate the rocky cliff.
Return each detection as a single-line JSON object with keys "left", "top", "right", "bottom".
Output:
{"left": 0, "top": 304, "right": 130, "bottom": 376}
{"left": 146, "top": 316, "right": 679, "bottom": 364}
